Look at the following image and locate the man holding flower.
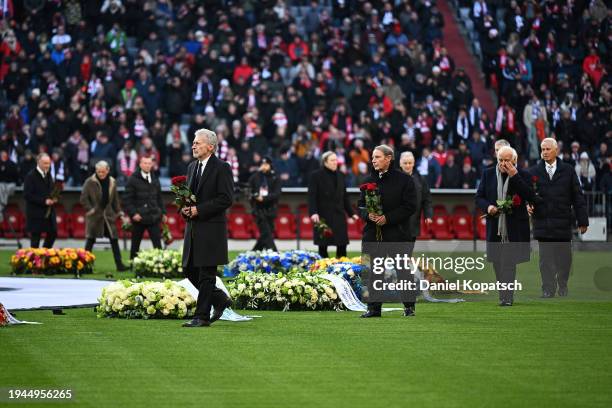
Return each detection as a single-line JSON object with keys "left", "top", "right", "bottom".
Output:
{"left": 181, "top": 128, "right": 234, "bottom": 328}
{"left": 476, "top": 146, "right": 538, "bottom": 306}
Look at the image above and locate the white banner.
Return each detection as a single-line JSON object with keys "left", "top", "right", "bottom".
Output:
{"left": 321, "top": 274, "right": 403, "bottom": 312}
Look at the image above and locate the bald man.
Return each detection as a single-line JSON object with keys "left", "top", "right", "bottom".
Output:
{"left": 528, "top": 138, "right": 588, "bottom": 298}
{"left": 23, "top": 153, "right": 57, "bottom": 248}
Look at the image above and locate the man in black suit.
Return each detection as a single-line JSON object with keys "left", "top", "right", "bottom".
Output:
{"left": 248, "top": 156, "right": 281, "bottom": 251}
{"left": 123, "top": 156, "right": 166, "bottom": 260}
{"left": 528, "top": 138, "right": 588, "bottom": 298}
{"left": 23, "top": 153, "right": 57, "bottom": 248}
{"left": 181, "top": 128, "right": 234, "bottom": 327}
{"left": 308, "top": 151, "right": 358, "bottom": 258}
{"left": 476, "top": 146, "right": 538, "bottom": 306}
{"left": 359, "top": 145, "right": 417, "bottom": 318}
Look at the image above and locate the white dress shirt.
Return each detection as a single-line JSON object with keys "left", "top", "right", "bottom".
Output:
{"left": 545, "top": 161, "right": 557, "bottom": 179}
{"left": 141, "top": 171, "right": 151, "bottom": 183}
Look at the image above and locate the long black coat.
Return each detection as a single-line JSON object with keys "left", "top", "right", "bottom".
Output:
{"left": 407, "top": 171, "right": 433, "bottom": 240}
{"left": 123, "top": 170, "right": 165, "bottom": 225}
{"left": 476, "top": 168, "right": 537, "bottom": 264}
{"left": 181, "top": 155, "right": 234, "bottom": 268}
{"left": 528, "top": 159, "right": 588, "bottom": 241}
{"left": 248, "top": 170, "right": 281, "bottom": 216}
{"left": 358, "top": 169, "right": 417, "bottom": 242}
{"left": 308, "top": 168, "right": 354, "bottom": 246}
{"left": 23, "top": 169, "right": 57, "bottom": 234}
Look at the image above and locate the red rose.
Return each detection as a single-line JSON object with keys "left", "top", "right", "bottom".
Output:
{"left": 359, "top": 183, "right": 369, "bottom": 191}
{"left": 531, "top": 175, "right": 539, "bottom": 183}
{"left": 366, "top": 183, "right": 378, "bottom": 191}
{"left": 512, "top": 194, "right": 522, "bottom": 207}
{"left": 323, "top": 229, "right": 333, "bottom": 238}
{"left": 171, "top": 175, "right": 187, "bottom": 186}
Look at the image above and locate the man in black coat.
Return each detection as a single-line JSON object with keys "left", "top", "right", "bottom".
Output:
{"left": 399, "top": 151, "right": 433, "bottom": 241}
{"left": 308, "top": 151, "right": 358, "bottom": 258}
{"left": 123, "top": 156, "right": 167, "bottom": 260}
{"left": 248, "top": 156, "right": 281, "bottom": 251}
{"left": 476, "top": 146, "right": 538, "bottom": 306}
{"left": 528, "top": 138, "right": 588, "bottom": 298}
{"left": 23, "top": 153, "right": 57, "bottom": 248}
{"left": 359, "top": 145, "right": 417, "bottom": 318}
{"left": 181, "top": 128, "right": 234, "bottom": 327}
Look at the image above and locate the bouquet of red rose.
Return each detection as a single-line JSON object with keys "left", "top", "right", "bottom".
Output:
{"left": 45, "top": 181, "right": 64, "bottom": 218}
{"left": 162, "top": 222, "right": 174, "bottom": 246}
{"left": 170, "top": 175, "right": 196, "bottom": 213}
{"left": 481, "top": 194, "right": 522, "bottom": 219}
{"left": 314, "top": 218, "right": 333, "bottom": 240}
{"left": 360, "top": 182, "right": 383, "bottom": 241}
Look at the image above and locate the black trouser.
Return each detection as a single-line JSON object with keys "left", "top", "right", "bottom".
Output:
{"left": 538, "top": 240, "right": 572, "bottom": 294}
{"left": 30, "top": 231, "right": 57, "bottom": 249}
{"left": 185, "top": 256, "right": 229, "bottom": 321}
{"left": 493, "top": 260, "right": 517, "bottom": 303}
{"left": 253, "top": 213, "right": 277, "bottom": 251}
{"left": 85, "top": 224, "right": 124, "bottom": 269}
{"left": 130, "top": 222, "right": 162, "bottom": 259}
{"left": 368, "top": 241, "right": 416, "bottom": 312}
{"left": 318, "top": 245, "right": 347, "bottom": 258}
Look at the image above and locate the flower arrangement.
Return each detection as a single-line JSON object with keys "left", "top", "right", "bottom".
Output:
{"left": 10, "top": 248, "right": 95, "bottom": 277}
{"left": 0, "top": 303, "right": 9, "bottom": 327}
{"left": 360, "top": 182, "right": 383, "bottom": 241}
{"left": 170, "top": 175, "right": 196, "bottom": 211}
{"left": 310, "top": 257, "right": 364, "bottom": 299}
{"left": 132, "top": 249, "right": 183, "bottom": 278}
{"left": 227, "top": 270, "right": 342, "bottom": 311}
{"left": 97, "top": 280, "right": 196, "bottom": 319}
{"left": 223, "top": 250, "right": 321, "bottom": 278}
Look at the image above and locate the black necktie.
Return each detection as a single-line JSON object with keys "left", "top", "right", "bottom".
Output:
{"left": 193, "top": 162, "right": 202, "bottom": 190}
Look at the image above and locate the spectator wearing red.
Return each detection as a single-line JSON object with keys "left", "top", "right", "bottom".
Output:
{"left": 288, "top": 36, "right": 309, "bottom": 62}
{"left": 233, "top": 57, "right": 253, "bottom": 85}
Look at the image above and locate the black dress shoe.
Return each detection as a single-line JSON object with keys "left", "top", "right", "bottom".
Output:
{"left": 540, "top": 291, "right": 555, "bottom": 298}
{"left": 116, "top": 264, "right": 129, "bottom": 272}
{"left": 403, "top": 307, "right": 415, "bottom": 316}
{"left": 210, "top": 298, "right": 233, "bottom": 323}
{"left": 360, "top": 310, "right": 382, "bottom": 318}
{"left": 182, "top": 318, "right": 210, "bottom": 327}
{"left": 558, "top": 288, "right": 568, "bottom": 297}
{"left": 499, "top": 301, "right": 513, "bottom": 306}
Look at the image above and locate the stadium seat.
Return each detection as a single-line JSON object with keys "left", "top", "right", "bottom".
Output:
{"left": 228, "top": 212, "right": 253, "bottom": 239}
{"left": 297, "top": 203, "right": 309, "bottom": 215}
{"left": 1, "top": 204, "right": 24, "bottom": 238}
{"left": 54, "top": 204, "right": 71, "bottom": 239}
{"left": 477, "top": 213, "right": 487, "bottom": 240}
{"left": 431, "top": 215, "right": 454, "bottom": 240}
{"left": 296, "top": 213, "right": 313, "bottom": 239}
{"left": 230, "top": 203, "right": 246, "bottom": 213}
{"left": 277, "top": 203, "right": 291, "bottom": 214}
{"left": 452, "top": 214, "right": 474, "bottom": 240}
{"left": 433, "top": 205, "right": 448, "bottom": 216}
{"left": 275, "top": 213, "right": 296, "bottom": 239}
{"left": 453, "top": 205, "right": 470, "bottom": 215}
{"left": 347, "top": 216, "right": 362, "bottom": 240}
{"left": 164, "top": 209, "right": 184, "bottom": 239}
{"left": 71, "top": 204, "right": 87, "bottom": 239}
{"left": 417, "top": 216, "right": 432, "bottom": 240}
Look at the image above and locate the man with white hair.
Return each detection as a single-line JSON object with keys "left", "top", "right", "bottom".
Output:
{"left": 181, "top": 128, "right": 234, "bottom": 327}
{"left": 24, "top": 153, "right": 58, "bottom": 248}
{"left": 528, "top": 138, "right": 588, "bottom": 298}
{"left": 476, "top": 146, "right": 538, "bottom": 306}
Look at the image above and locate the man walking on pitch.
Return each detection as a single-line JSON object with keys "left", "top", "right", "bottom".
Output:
{"left": 181, "top": 128, "right": 234, "bottom": 327}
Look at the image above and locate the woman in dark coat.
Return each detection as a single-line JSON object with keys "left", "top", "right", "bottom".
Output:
{"left": 308, "top": 151, "right": 358, "bottom": 258}
{"left": 23, "top": 153, "right": 57, "bottom": 248}
{"left": 399, "top": 151, "right": 433, "bottom": 241}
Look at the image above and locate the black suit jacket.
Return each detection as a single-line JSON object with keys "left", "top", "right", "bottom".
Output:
{"left": 181, "top": 155, "right": 234, "bottom": 268}
{"left": 123, "top": 170, "right": 165, "bottom": 225}
{"left": 476, "top": 167, "right": 536, "bottom": 263}
{"left": 23, "top": 169, "right": 57, "bottom": 233}
{"left": 358, "top": 168, "right": 416, "bottom": 242}
{"left": 308, "top": 167, "right": 354, "bottom": 246}
{"left": 528, "top": 159, "right": 588, "bottom": 241}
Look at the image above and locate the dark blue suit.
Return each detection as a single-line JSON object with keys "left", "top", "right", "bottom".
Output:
{"left": 475, "top": 167, "right": 537, "bottom": 302}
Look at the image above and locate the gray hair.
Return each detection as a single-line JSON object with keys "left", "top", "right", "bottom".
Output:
{"left": 494, "top": 139, "right": 510, "bottom": 148}
{"left": 374, "top": 144, "right": 395, "bottom": 159}
{"left": 321, "top": 151, "right": 336, "bottom": 164}
{"left": 400, "top": 151, "right": 415, "bottom": 161}
{"left": 36, "top": 153, "right": 50, "bottom": 162}
{"left": 496, "top": 146, "right": 518, "bottom": 163}
{"left": 194, "top": 128, "right": 218, "bottom": 152}
{"left": 541, "top": 137, "right": 558, "bottom": 150}
{"left": 95, "top": 160, "right": 111, "bottom": 170}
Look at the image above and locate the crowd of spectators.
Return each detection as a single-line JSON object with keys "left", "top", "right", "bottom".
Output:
{"left": 0, "top": 0, "right": 610, "bottom": 195}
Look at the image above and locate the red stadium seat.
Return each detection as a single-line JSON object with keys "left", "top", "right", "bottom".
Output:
{"left": 230, "top": 203, "right": 246, "bottom": 213}
{"left": 347, "top": 216, "right": 362, "bottom": 240}
{"left": 228, "top": 212, "right": 253, "bottom": 239}
{"left": 275, "top": 213, "right": 296, "bottom": 239}
{"left": 297, "top": 203, "right": 309, "bottom": 214}
{"left": 297, "top": 214, "right": 313, "bottom": 239}
{"left": 477, "top": 213, "right": 487, "bottom": 240}
{"left": 431, "top": 215, "right": 454, "bottom": 240}
{"left": 71, "top": 204, "right": 87, "bottom": 239}
{"left": 54, "top": 205, "right": 71, "bottom": 238}
{"left": 433, "top": 205, "right": 448, "bottom": 216}
{"left": 277, "top": 203, "right": 291, "bottom": 214}
{"left": 1, "top": 204, "right": 24, "bottom": 238}
{"left": 165, "top": 209, "right": 184, "bottom": 239}
{"left": 453, "top": 205, "right": 470, "bottom": 215}
{"left": 452, "top": 214, "right": 474, "bottom": 240}
{"left": 417, "top": 216, "right": 432, "bottom": 240}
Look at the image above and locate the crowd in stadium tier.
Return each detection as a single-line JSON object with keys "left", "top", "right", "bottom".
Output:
{"left": 0, "top": 0, "right": 610, "bottom": 193}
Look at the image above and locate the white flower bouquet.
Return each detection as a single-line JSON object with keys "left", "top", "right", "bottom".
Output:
{"left": 97, "top": 280, "right": 196, "bottom": 319}
{"left": 132, "top": 249, "right": 183, "bottom": 278}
